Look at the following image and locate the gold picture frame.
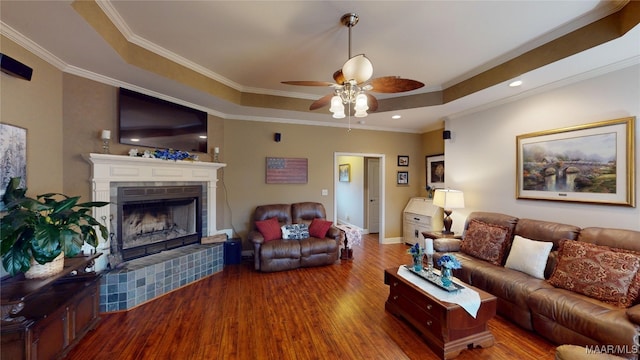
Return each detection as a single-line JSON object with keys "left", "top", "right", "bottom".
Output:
{"left": 516, "top": 117, "right": 635, "bottom": 207}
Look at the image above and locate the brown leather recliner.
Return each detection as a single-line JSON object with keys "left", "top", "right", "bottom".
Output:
{"left": 247, "top": 202, "right": 340, "bottom": 272}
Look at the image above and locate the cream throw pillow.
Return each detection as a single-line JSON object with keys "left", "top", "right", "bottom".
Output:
{"left": 504, "top": 235, "right": 553, "bottom": 279}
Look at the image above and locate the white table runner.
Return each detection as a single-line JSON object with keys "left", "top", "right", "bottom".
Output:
{"left": 396, "top": 266, "right": 481, "bottom": 318}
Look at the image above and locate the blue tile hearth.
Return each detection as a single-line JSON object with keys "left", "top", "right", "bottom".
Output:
{"left": 99, "top": 243, "right": 223, "bottom": 312}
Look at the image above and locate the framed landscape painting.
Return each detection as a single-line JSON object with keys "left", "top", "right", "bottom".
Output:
{"left": 516, "top": 117, "right": 635, "bottom": 207}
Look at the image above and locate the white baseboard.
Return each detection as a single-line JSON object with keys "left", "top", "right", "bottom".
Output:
{"left": 382, "top": 236, "right": 403, "bottom": 245}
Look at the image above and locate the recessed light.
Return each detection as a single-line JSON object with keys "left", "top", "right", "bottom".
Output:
{"left": 509, "top": 80, "right": 523, "bottom": 87}
{"left": 130, "top": 138, "right": 140, "bottom": 142}
{"left": 199, "top": 135, "right": 207, "bottom": 139}
{"left": 392, "top": 115, "right": 402, "bottom": 119}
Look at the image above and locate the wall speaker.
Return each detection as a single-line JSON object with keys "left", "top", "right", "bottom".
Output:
{"left": 274, "top": 133, "right": 281, "bottom": 142}
{"left": 0, "top": 53, "right": 33, "bottom": 81}
{"left": 443, "top": 130, "right": 451, "bottom": 140}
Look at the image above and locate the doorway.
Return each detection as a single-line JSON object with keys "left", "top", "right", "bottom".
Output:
{"left": 334, "top": 152, "right": 385, "bottom": 244}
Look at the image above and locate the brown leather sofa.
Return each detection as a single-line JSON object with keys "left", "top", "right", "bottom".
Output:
{"left": 247, "top": 202, "right": 341, "bottom": 272}
{"left": 433, "top": 212, "right": 640, "bottom": 359}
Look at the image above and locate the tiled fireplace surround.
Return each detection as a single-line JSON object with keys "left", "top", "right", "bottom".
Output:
{"left": 85, "top": 153, "right": 226, "bottom": 312}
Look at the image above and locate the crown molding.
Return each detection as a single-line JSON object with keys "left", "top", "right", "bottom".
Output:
{"left": 1, "top": 21, "right": 67, "bottom": 71}
{"left": 97, "top": 0, "right": 304, "bottom": 99}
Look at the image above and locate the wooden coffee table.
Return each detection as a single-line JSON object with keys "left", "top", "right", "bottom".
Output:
{"left": 384, "top": 267, "right": 497, "bottom": 359}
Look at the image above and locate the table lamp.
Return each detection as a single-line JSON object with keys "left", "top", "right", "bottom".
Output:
{"left": 433, "top": 189, "right": 465, "bottom": 234}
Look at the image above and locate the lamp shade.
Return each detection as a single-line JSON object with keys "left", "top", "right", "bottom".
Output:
{"left": 329, "top": 95, "right": 345, "bottom": 118}
{"left": 433, "top": 189, "right": 465, "bottom": 209}
{"left": 342, "top": 54, "right": 373, "bottom": 84}
{"left": 354, "top": 93, "right": 368, "bottom": 111}
{"left": 329, "top": 95, "right": 343, "bottom": 112}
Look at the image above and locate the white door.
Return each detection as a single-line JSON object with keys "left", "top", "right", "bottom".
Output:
{"left": 367, "top": 158, "right": 380, "bottom": 233}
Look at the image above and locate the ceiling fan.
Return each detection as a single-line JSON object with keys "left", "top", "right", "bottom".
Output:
{"left": 282, "top": 13, "right": 425, "bottom": 118}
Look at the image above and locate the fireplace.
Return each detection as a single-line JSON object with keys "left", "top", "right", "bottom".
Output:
{"left": 85, "top": 153, "right": 227, "bottom": 312}
{"left": 117, "top": 185, "right": 202, "bottom": 261}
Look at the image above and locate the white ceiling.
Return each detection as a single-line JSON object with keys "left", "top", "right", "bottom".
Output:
{"left": 1, "top": 1, "right": 639, "bottom": 133}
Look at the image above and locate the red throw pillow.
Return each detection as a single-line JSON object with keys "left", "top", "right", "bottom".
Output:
{"left": 255, "top": 217, "right": 282, "bottom": 242}
{"left": 309, "top": 218, "right": 333, "bottom": 238}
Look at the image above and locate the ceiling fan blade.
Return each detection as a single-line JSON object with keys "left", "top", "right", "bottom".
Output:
{"left": 369, "top": 76, "right": 425, "bottom": 93}
{"left": 281, "top": 81, "right": 335, "bottom": 87}
{"left": 309, "top": 94, "right": 334, "bottom": 110}
{"left": 332, "top": 70, "right": 345, "bottom": 85}
{"left": 366, "top": 94, "right": 379, "bottom": 112}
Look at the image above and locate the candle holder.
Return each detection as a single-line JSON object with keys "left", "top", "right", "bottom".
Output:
{"left": 102, "top": 139, "right": 110, "bottom": 154}
{"left": 426, "top": 253, "right": 434, "bottom": 279}
{"left": 101, "top": 130, "right": 111, "bottom": 154}
{"left": 213, "top": 147, "right": 220, "bottom": 162}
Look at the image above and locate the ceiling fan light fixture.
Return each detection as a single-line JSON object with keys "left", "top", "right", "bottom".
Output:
{"left": 342, "top": 54, "right": 373, "bottom": 84}
{"left": 354, "top": 109, "right": 367, "bottom": 118}
{"left": 329, "top": 95, "right": 343, "bottom": 112}
{"left": 355, "top": 93, "right": 368, "bottom": 111}
{"left": 282, "top": 12, "right": 423, "bottom": 125}
{"left": 330, "top": 95, "right": 346, "bottom": 118}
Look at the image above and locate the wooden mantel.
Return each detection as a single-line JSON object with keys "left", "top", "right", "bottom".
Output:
{"left": 84, "top": 153, "right": 226, "bottom": 271}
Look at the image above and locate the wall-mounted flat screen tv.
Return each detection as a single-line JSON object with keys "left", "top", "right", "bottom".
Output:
{"left": 118, "top": 88, "right": 208, "bottom": 152}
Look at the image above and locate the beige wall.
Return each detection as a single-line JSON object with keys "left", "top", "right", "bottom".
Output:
{"left": 223, "top": 121, "right": 431, "bottom": 246}
{"left": 1, "top": 36, "right": 64, "bottom": 195}
{"left": 62, "top": 74, "right": 118, "bottom": 200}
{"left": 422, "top": 128, "right": 445, "bottom": 158}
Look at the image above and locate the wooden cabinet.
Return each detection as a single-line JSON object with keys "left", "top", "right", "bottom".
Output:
{"left": 1, "top": 254, "right": 101, "bottom": 360}
{"left": 403, "top": 198, "right": 442, "bottom": 247}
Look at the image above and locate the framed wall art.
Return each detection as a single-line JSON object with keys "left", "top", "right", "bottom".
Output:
{"left": 397, "top": 155, "right": 409, "bottom": 167}
{"left": 266, "top": 157, "right": 308, "bottom": 184}
{"left": 426, "top": 154, "right": 445, "bottom": 189}
{"left": 0, "top": 124, "right": 27, "bottom": 210}
{"left": 516, "top": 117, "right": 635, "bottom": 206}
{"left": 339, "top": 164, "right": 351, "bottom": 182}
{"left": 397, "top": 171, "right": 408, "bottom": 185}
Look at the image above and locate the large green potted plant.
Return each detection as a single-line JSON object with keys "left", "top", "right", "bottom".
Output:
{"left": 0, "top": 177, "right": 109, "bottom": 278}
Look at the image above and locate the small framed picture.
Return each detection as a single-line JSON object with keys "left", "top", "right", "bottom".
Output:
{"left": 397, "top": 171, "right": 408, "bottom": 185}
{"left": 339, "top": 163, "right": 351, "bottom": 182}
{"left": 426, "top": 154, "right": 445, "bottom": 189}
{"left": 397, "top": 155, "right": 409, "bottom": 167}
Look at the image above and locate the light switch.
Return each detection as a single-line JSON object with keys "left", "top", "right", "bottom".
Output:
{"left": 321, "top": 189, "right": 329, "bottom": 196}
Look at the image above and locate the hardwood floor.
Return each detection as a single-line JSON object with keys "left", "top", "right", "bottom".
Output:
{"left": 65, "top": 235, "right": 557, "bottom": 360}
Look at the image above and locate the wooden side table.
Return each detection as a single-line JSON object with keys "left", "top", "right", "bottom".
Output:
{"left": 422, "top": 231, "right": 462, "bottom": 240}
